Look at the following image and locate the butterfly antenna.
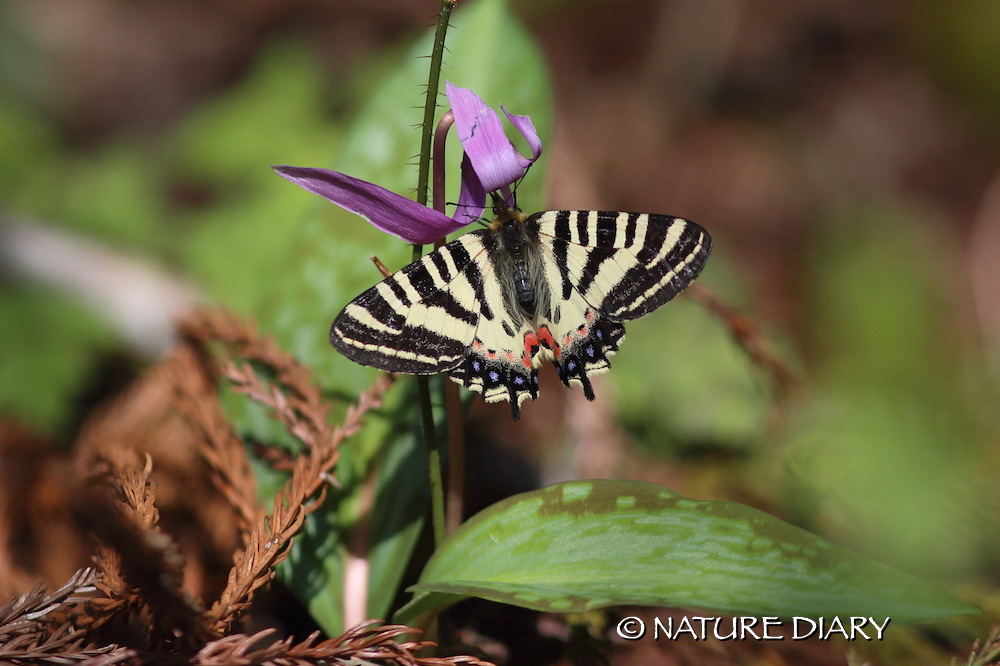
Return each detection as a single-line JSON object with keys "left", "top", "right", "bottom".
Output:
{"left": 512, "top": 163, "right": 534, "bottom": 203}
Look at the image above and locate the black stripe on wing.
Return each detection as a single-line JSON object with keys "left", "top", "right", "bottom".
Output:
{"left": 330, "top": 232, "right": 487, "bottom": 374}
{"left": 535, "top": 210, "right": 711, "bottom": 322}
{"left": 602, "top": 215, "right": 710, "bottom": 319}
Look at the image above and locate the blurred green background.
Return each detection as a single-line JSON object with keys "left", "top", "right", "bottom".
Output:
{"left": 1, "top": 0, "right": 998, "bottom": 646}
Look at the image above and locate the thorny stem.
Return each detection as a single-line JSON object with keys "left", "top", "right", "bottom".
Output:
{"left": 414, "top": 0, "right": 457, "bottom": 549}
{"left": 414, "top": 1, "right": 457, "bottom": 212}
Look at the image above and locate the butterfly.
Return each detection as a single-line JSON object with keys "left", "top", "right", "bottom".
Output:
{"left": 331, "top": 203, "right": 711, "bottom": 419}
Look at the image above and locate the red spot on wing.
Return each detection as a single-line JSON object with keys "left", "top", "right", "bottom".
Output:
{"left": 536, "top": 326, "right": 562, "bottom": 359}
{"left": 522, "top": 332, "right": 540, "bottom": 368}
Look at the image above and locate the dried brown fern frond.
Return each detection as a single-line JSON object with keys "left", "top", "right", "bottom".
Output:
{"left": 0, "top": 568, "right": 98, "bottom": 636}
{"left": 76, "top": 458, "right": 210, "bottom": 650}
{"left": 248, "top": 440, "right": 297, "bottom": 474}
{"left": 0, "top": 568, "right": 123, "bottom": 664}
{"left": 173, "top": 309, "right": 395, "bottom": 633}
{"left": 72, "top": 344, "right": 244, "bottom": 611}
{"left": 192, "top": 620, "right": 494, "bottom": 666}
{"left": 178, "top": 309, "right": 345, "bottom": 453}
{"left": 0, "top": 623, "right": 122, "bottom": 665}
{"left": 167, "top": 344, "right": 259, "bottom": 536}
{"left": 205, "top": 370, "right": 394, "bottom": 633}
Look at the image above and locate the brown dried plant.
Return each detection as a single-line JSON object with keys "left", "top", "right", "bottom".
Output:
{"left": 955, "top": 624, "right": 1000, "bottom": 666}
{"left": 167, "top": 342, "right": 260, "bottom": 538}
{"left": 173, "top": 309, "right": 396, "bottom": 633}
{"left": 0, "top": 308, "right": 492, "bottom": 665}
{"left": 191, "top": 621, "right": 491, "bottom": 666}
{"left": 77, "top": 454, "right": 210, "bottom": 651}
{"left": 0, "top": 568, "right": 115, "bottom": 663}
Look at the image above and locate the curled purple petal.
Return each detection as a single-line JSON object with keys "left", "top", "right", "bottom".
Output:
{"left": 502, "top": 105, "right": 543, "bottom": 166}
{"left": 445, "top": 81, "right": 527, "bottom": 193}
{"left": 273, "top": 166, "right": 466, "bottom": 244}
{"left": 455, "top": 153, "right": 487, "bottom": 226}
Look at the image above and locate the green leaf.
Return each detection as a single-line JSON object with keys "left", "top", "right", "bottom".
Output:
{"left": 396, "top": 480, "right": 977, "bottom": 627}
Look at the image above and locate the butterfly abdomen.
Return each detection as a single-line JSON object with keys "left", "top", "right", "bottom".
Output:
{"left": 510, "top": 246, "right": 536, "bottom": 315}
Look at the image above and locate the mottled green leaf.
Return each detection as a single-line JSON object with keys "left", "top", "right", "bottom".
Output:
{"left": 396, "top": 480, "right": 977, "bottom": 627}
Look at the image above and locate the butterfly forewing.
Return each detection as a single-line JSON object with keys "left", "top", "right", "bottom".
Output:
{"left": 330, "top": 232, "right": 488, "bottom": 373}
{"left": 535, "top": 210, "right": 712, "bottom": 321}
{"left": 330, "top": 208, "right": 711, "bottom": 418}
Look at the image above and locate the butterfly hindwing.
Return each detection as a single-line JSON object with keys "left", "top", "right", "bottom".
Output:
{"left": 531, "top": 280, "right": 627, "bottom": 402}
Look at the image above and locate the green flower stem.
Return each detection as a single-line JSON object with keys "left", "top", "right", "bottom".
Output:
{"left": 416, "top": 377, "right": 444, "bottom": 547}
{"left": 430, "top": 109, "right": 465, "bottom": 535}
{"left": 414, "top": 0, "right": 457, "bottom": 549}
{"left": 444, "top": 377, "right": 463, "bottom": 535}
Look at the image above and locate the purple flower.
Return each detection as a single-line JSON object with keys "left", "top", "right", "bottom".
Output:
{"left": 273, "top": 83, "right": 542, "bottom": 244}
{"left": 445, "top": 81, "right": 542, "bottom": 212}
